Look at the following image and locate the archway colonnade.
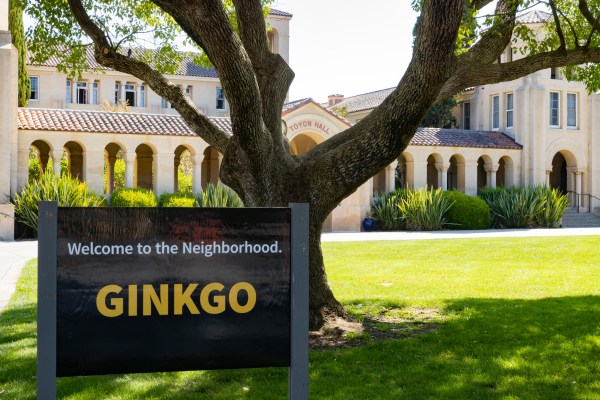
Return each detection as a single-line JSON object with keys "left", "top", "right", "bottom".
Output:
{"left": 21, "top": 132, "right": 221, "bottom": 196}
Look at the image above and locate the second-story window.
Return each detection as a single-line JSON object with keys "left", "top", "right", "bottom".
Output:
{"left": 216, "top": 87, "right": 226, "bottom": 110}
{"left": 462, "top": 102, "right": 470, "bottom": 130}
{"left": 92, "top": 82, "right": 99, "bottom": 105}
{"left": 29, "top": 77, "right": 39, "bottom": 101}
{"left": 567, "top": 93, "right": 577, "bottom": 128}
{"left": 66, "top": 79, "right": 72, "bottom": 103}
{"left": 114, "top": 83, "right": 120, "bottom": 104}
{"left": 139, "top": 85, "right": 146, "bottom": 107}
{"left": 549, "top": 92, "right": 560, "bottom": 127}
{"left": 124, "top": 84, "right": 136, "bottom": 107}
{"left": 76, "top": 82, "right": 88, "bottom": 104}
{"left": 492, "top": 95, "right": 499, "bottom": 130}
{"left": 506, "top": 93, "right": 514, "bottom": 129}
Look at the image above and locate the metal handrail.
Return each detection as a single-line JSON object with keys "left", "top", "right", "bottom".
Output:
{"left": 566, "top": 191, "right": 600, "bottom": 213}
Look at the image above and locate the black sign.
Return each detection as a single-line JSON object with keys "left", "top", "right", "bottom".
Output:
{"left": 55, "top": 207, "right": 291, "bottom": 376}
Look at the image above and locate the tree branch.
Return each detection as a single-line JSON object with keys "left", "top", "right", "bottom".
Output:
{"left": 66, "top": 0, "right": 230, "bottom": 152}
{"left": 549, "top": 0, "right": 566, "bottom": 49}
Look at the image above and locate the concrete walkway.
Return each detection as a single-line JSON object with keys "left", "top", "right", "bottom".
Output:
{"left": 1, "top": 227, "right": 600, "bottom": 313}
{"left": 0, "top": 240, "right": 37, "bottom": 313}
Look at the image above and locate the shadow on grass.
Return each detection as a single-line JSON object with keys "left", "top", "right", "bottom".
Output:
{"left": 2, "top": 297, "right": 600, "bottom": 399}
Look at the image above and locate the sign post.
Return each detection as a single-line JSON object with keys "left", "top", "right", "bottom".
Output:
{"left": 37, "top": 203, "right": 309, "bottom": 399}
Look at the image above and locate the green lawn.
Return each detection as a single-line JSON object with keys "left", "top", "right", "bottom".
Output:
{"left": 2, "top": 236, "right": 600, "bottom": 399}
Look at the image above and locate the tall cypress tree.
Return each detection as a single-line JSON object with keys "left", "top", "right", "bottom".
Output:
{"left": 9, "top": 0, "right": 30, "bottom": 107}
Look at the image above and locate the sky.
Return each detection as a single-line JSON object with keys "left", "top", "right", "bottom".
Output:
{"left": 271, "top": 0, "right": 418, "bottom": 103}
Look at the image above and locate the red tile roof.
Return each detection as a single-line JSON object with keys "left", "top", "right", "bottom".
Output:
{"left": 18, "top": 108, "right": 521, "bottom": 150}
{"left": 412, "top": 128, "right": 522, "bottom": 150}
{"left": 18, "top": 108, "right": 232, "bottom": 136}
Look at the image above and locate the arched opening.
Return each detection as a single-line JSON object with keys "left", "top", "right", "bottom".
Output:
{"left": 497, "top": 156, "right": 514, "bottom": 188}
{"left": 104, "top": 143, "right": 125, "bottom": 194}
{"left": 289, "top": 134, "right": 318, "bottom": 156}
{"left": 268, "top": 28, "right": 279, "bottom": 54}
{"left": 477, "top": 157, "right": 487, "bottom": 193}
{"left": 29, "top": 140, "right": 52, "bottom": 181}
{"left": 426, "top": 154, "right": 440, "bottom": 189}
{"left": 396, "top": 154, "right": 407, "bottom": 188}
{"left": 550, "top": 152, "right": 568, "bottom": 194}
{"left": 174, "top": 145, "right": 193, "bottom": 192}
{"left": 201, "top": 146, "right": 220, "bottom": 188}
{"left": 63, "top": 141, "right": 84, "bottom": 181}
{"left": 135, "top": 144, "right": 154, "bottom": 190}
{"left": 447, "top": 154, "right": 465, "bottom": 192}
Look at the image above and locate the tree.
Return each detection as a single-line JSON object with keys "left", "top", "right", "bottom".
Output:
{"left": 9, "top": 0, "right": 30, "bottom": 107}
{"left": 23, "top": 0, "right": 600, "bottom": 330}
{"left": 420, "top": 97, "right": 458, "bottom": 128}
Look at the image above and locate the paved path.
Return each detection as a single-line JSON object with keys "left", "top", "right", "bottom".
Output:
{"left": 0, "top": 240, "right": 37, "bottom": 313}
{"left": 1, "top": 227, "right": 600, "bottom": 313}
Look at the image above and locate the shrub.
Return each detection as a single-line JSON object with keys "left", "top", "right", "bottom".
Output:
{"left": 398, "top": 187, "right": 453, "bottom": 231}
{"left": 160, "top": 192, "right": 196, "bottom": 207}
{"left": 480, "top": 187, "right": 544, "bottom": 228}
{"left": 443, "top": 191, "right": 491, "bottom": 230}
{"left": 371, "top": 189, "right": 408, "bottom": 230}
{"left": 196, "top": 182, "right": 243, "bottom": 207}
{"left": 11, "top": 171, "right": 105, "bottom": 233}
{"left": 533, "top": 186, "right": 569, "bottom": 227}
{"left": 110, "top": 188, "right": 158, "bottom": 207}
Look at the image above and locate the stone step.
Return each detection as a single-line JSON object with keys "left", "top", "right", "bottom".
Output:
{"left": 561, "top": 209, "right": 600, "bottom": 227}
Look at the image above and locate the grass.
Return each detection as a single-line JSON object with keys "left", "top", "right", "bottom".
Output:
{"left": 1, "top": 236, "right": 600, "bottom": 399}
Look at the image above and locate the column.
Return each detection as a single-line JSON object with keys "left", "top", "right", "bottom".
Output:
{"left": 385, "top": 161, "right": 398, "bottom": 192}
{"left": 464, "top": 160, "right": 478, "bottom": 196}
{"left": 124, "top": 153, "right": 135, "bottom": 188}
{"left": 154, "top": 152, "right": 174, "bottom": 194}
{"left": 412, "top": 161, "right": 428, "bottom": 189}
{"left": 84, "top": 150, "right": 105, "bottom": 194}
{"left": 575, "top": 170, "right": 583, "bottom": 210}
{"left": 485, "top": 164, "right": 499, "bottom": 189}
{"left": 545, "top": 169, "right": 552, "bottom": 186}
{"left": 193, "top": 154, "right": 203, "bottom": 194}
{"left": 435, "top": 162, "right": 448, "bottom": 190}
{"left": 50, "top": 150, "right": 63, "bottom": 177}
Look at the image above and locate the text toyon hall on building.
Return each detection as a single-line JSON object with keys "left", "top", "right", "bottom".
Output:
{"left": 1, "top": 7, "right": 599, "bottom": 239}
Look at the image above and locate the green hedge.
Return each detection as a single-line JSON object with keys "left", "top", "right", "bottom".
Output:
{"left": 159, "top": 192, "right": 196, "bottom": 207}
{"left": 443, "top": 191, "right": 491, "bottom": 230}
{"left": 371, "top": 189, "right": 408, "bottom": 230}
{"left": 197, "top": 182, "right": 243, "bottom": 207}
{"left": 110, "top": 188, "right": 158, "bottom": 207}
{"left": 11, "top": 172, "right": 105, "bottom": 233}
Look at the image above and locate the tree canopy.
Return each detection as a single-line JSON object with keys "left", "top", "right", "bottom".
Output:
{"left": 22, "top": 0, "right": 600, "bottom": 330}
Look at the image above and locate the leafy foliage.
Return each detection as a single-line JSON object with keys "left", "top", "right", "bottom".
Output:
{"left": 398, "top": 188, "right": 454, "bottom": 231}
{"left": 110, "top": 187, "right": 158, "bottom": 207}
{"left": 196, "top": 182, "right": 243, "bottom": 208}
{"left": 420, "top": 97, "right": 458, "bottom": 128}
{"left": 9, "top": 0, "right": 30, "bottom": 107}
{"left": 442, "top": 191, "right": 491, "bottom": 230}
{"left": 371, "top": 190, "right": 408, "bottom": 230}
{"left": 479, "top": 186, "right": 567, "bottom": 228}
{"left": 11, "top": 171, "right": 105, "bottom": 232}
{"left": 159, "top": 192, "right": 195, "bottom": 207}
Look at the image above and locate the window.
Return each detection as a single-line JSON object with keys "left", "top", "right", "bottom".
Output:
{"left": 492, "top": 95, "right": 499, "bottom": 130}
{"left": 462, "top": 102, "right": 470, "bottom": 130}
{"left": 550, "top": 67, "right": 558, "bottom": 79}
{"left": 506, "top": 93, "right": 513, "bottom": 129}
{"left": 92, "top": 82, "right": 99, "bottom": 105}
{"left": 124, "top": 84, "right": 135, "bottom": 107}
{"left": 139, "top": 85, "right": 146, "bottom": 107}
{"left": 567, "top": 93, "right": 577, "bottom": 128}
{"left": 66, "top": 80, "right": 72, "bottom": 103}
{"left": 114, "top": 83, "right": 120, "bottom": 104}
{"left": 216, "top": 87, "right": 226, "bottom": 110}
{"left": 549, "top": 92, "right": 560, "bottom": 127}
{"left": 29, "top": 77, "right": 39, "bottom": 101}
{"left": 76, "top": 82, "right": 88, "bottom": 104}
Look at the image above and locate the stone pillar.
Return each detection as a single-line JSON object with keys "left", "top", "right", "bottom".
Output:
{"left": 413, "top": 161, "right": 428, "bottom": 189}
{"left": 0, "top": 4, "right": 17, "bottom": 240}
{"left": 485, "top": 164, "right": 499, "bottom": 189}
{"left": 545, "top": 169, "right": 552, "bottom": 186}
{"left": 193, "top": 154, "right": 203, "bottom": 194}
{"left": 154, "top": 152, "right": 174, "bottom": 194}
{"left": 51, "top": 150, "right": 63, "bottom": 177}
{"left": 17, "top": 148, "right": 29, "bottom": 189}
{"left": 464, "top": 161, "right": 478, "bottom": 196}
{"left": 385, "top": 161, "right": 398, "bottom": 192}
{"left": 435, "top": 162, "right": 448, "bottom": 190}
{"left": 124, "top": 153, "right": 135, "bottom": 188}
{"left": 84, "top": 150, "right": 105, "bottom": 194}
